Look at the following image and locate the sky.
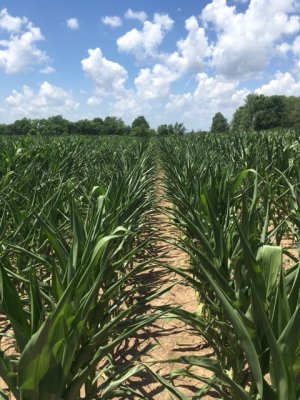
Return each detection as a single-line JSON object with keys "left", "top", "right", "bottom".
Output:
{"left": 0, "top": 0, "right": 300, "bottom": 130}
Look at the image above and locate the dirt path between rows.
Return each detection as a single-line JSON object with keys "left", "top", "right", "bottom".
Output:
{"left": 119, "top": 171, "right": 218, "bottom": 399}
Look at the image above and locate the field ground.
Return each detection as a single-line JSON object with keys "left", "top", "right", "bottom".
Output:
{"left": 120, "top": 172, "right": 218, "bottom": 399}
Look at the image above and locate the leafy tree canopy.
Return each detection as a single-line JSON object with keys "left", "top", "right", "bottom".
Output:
{"left": 131, "top": 116, "right": 151, "bottom": 136}
{"left": 231, "top": 94, "right": 300, "bottom": 132}
{"left": 156, "top": 122, "right": 187, "bottom": 136}
{"left": 210, "top": 112, "right": 229, "bottom": 133}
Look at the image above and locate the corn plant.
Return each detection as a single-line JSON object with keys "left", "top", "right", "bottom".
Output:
{"left": 160, "top": 132, "right": 300, "bottom": 399}
{"left": 0, "top": 137, "right": 165, "bottom": 399}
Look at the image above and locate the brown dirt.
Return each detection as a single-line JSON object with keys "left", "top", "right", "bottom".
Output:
{"left": 0, "top": 320, "right": 17, "bottom": 400}
{"left": 267, "top": 222, "right": 299, "bottom": 269}
{"left": 281, "top": 233, "right": 299, "bottom": 269}
{"left": 115, "top": 173, "right": 218, "bottom": 399}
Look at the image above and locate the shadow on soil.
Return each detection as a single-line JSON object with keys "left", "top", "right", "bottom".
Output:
{"left": 112, "top": 208, "right": 220, "bottom": 399}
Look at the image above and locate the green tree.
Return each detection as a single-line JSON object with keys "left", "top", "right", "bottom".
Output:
{"left": 231, "top": 94, "right": 286, "bottom": 132}
{"left": 282, "top": 96, "right": 300, "bottom": 129}
{"left": 39, "top": 115, "right": 70, "bottom": 135}
{"left": 131, "top": 116, "right": 151, "bottom": 136}
{"left": 173, "top": 122, "right": 186, "bottom": 135}
{"left": 10, "top": 118, "right": 33, "bottom": 135}
{"left": 92, "top": 118, "right": 105, "bottom": 135}
{"left": 156, "top": 124, "right": 169, "bottom": 136}
{"left": 103, "top": 116, "right": 128, "bottom": 135}
{"left": 248, "top": 94, "right": 284, "bottom": 131}
{"left": 210, "top": 112, "right": 229, "bottom": 133}
{"left": 0, "top": 124, "right": 8, "bottom": 135}
{"left": 156, "top": 122, "right": 186, "bottom": 136}
{"left": 67, "top": 120, "right": 93, "bottom": 136}
{"left": 231, "top": 106, "right": 251, "bottom": 132}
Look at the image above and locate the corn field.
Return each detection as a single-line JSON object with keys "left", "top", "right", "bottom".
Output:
{"left": 0, "top": 132, "right": 299, "bottom": 399}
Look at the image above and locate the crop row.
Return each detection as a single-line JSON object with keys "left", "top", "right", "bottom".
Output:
{"left": 160, "top": 131, "right": 300, "bottom": 399}
{"left": 0, "top": 136, "right": 160, "bottom": 399}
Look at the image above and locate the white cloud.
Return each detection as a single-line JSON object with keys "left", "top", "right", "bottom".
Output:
{"left": 275, "top": 42, "right": 292, "bottom": 57}
{"left": 193, "top": 72, "right": 239, "bottom": 101}
{"left": 66, "top": 18, "right": 79, "bottom": 30}
{"left": 81, "top": 48, "right": 128, "bottom": 96}
{"left": 291, "top": 36, "right": 300, "bottom": 71}
{"left": 165, "top": 73, "right": 249, "bottom": 129}
{"left": 124, "top": 9, "right": 147, "bottom": 22}
{"left": 6, "top": 81, "right": 79, "bottom": 117}
{"left": 0, "top": 19, "right": 48, "bottom": 74}
{"left": 231, "top": 88, "right": 250, "bottom": 104}
{"left": 135, "top": 64, "right": 179, "bottom": 99}
{"left": 255, "top": 72, "right": 300, "bottom": 96}
{"left": 201, "top": 0, "right": 300, "bottom": 79}
{"left": 101, "top": 16, "right": 122, "bottom": 28}
{"left": 165, "top": 93, "right": 193, "bottom": 112}
{"left": 111, "top": 92, "right": 150, "bottom": 118}
{"left": 164, "top": 16, "right": 211, "bottom": 73}
{"left": 292, "top": 35, "right": 300, "bottom": 54}
{"left": 87, "top": 96, "right": 102, "bottom": 106}
{"left": 0, "top": 8, "right": 27, "bottom": 32}
{"left": 39, "top": 66, "right": 55, "bottom": 74}
{"left": 117, "top": 13, "right": 174, "bottom": 59}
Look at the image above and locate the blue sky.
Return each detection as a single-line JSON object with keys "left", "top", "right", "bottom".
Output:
{"left": 0, "top": 0, "right": 300, "bottom": 130}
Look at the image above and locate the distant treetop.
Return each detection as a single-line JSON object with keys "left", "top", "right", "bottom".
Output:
{"left": 210, "top": 112, "right": 229, "bottom": 134}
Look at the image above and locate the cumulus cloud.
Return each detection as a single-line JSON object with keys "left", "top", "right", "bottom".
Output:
{"left": 193, "top": 72, "right": 239, "bottom": 101}
{"left": 0, "top": 8, "right": 50, "bottom": 74}
{"left": 293, "top": 36, "right": 300, "bottom": 54}
{"left": 275, "top": 42, "right": 292, "bottom": 57}
{"left": 0, "top": 8, "right": 27, "bottom": 32}
{"left": 39, "top": 66, "right": 55, "bottom": 74}
{"left": 112, "top": 92, "right": 151, "bottom": 118}
{"left": 81, "top": 48, "right": 128, "bottom": 97}
{"left": 164, "top": 16, "right": 211, "bottom": 73}
{"left": 201, "top": 0, "right": 300, "bottom": 79}
{"left": 117, "top": 13, "right": 174, "bottom": 59}
{"left": 87, "top": 96, "right": 102, "bottom": 106}
{"left": 165, "top": 73, "right": 249, "bottom": 129}
{"left": 135, "top": 64, "right": 179, "bottom": 99}
{"left": 255, "top": 72, "right": 300, "bottom": 96}
{"left": 124, "top": 9, "right": 147, "bottom": 22}
{"left": 101, "top": 16, "right": 122, "bottom": 28}
{"left": 290, "top": 36, "right": 300, "bottom": 71}
{"left": 6, "top": 81, "right": 79, "bottom": 117}
{"left": 120, "top": 15, "right": 211, "bottom": 102}
{"left": 66, "top": 18, "right": 79, "bottom": 30}
{"left": 165, "top": 93, "right": 193, "bottom": 111}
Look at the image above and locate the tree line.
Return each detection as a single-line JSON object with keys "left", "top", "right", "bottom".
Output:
{"left": 0, "top": 115, "right": 187, "bottom": 136}
{"left": 210, "top": 94, "right": 300, "bottom": 133}
{"left": 1, "top": 94, "right": 299, "bottom": 136}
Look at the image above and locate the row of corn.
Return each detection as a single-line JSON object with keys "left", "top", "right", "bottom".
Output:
{"left": 0, "top": 136, "right": 163, "bottom": 399}
{"left": 160, "top": 131, "right": 300, "bottom": 399}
